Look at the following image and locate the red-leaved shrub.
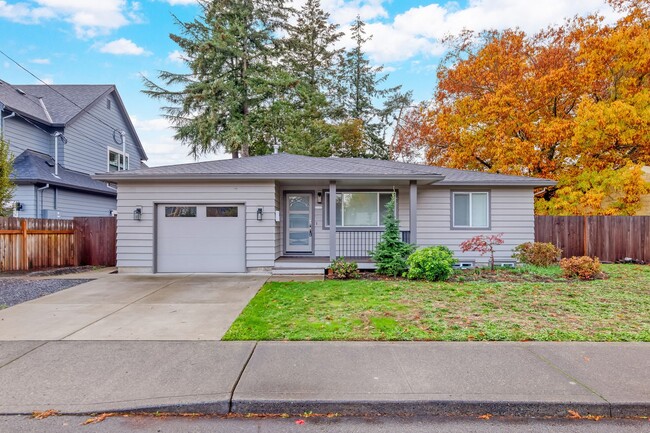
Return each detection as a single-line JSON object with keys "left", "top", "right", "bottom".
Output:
{"left": 560, "top": 256, "right": 602, "bottom": 280}
{"left": 513, "top": 242, "right": 562, "bottom": 267}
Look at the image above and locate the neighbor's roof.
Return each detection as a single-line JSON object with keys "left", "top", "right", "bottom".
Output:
{"left": 94, "top": 153, "right": 556, "bottom": 186}
{"left": 0, "top": 80, "right": 147, "bottom": 160}
{"left": 12, "top": 150, "right": 117, "bottom": 196}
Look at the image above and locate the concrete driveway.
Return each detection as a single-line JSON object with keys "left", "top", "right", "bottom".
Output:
{"left": 0, "top": 274, "right": 267, "bottom": 341}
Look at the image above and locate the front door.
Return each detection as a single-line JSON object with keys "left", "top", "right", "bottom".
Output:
{"left": 286, "top": 193, "right": 313, "bottom": 253}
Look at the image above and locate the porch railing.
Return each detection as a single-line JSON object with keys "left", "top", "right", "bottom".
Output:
{"left": 336, "top": 230, "right": 410, "bottom": 258}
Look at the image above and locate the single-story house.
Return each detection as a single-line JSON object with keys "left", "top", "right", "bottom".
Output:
{"left": 94, "top": 153, "right": 556, "bottom": 274}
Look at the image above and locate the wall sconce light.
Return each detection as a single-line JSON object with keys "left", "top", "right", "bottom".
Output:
{"left": 133, "top": 206, "right": 142, "bottom": 221}
{"left": 257, "top": 208, "right": 263, "bottom": 221}
{"left": 316, "top": 192, "right": 322, "bottom": 204}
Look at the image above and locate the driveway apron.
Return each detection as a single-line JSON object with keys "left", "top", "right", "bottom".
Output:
{"left": 0, "top": 274, "right": 266, "bottom": 341}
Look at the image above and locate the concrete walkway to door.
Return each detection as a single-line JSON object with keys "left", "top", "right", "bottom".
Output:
{"left": 0, "top": 274, "right": 267, "bottom": 341}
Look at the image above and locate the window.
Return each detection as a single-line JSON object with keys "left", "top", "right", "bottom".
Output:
{"left": 452, "top": 192, "right": 489, "bottom": 228}
{"left": 207, "top": 206, "right": 238, "bottom": 217}
{"left": 165, "top": 206, "right": 197, "bottom": 217}
{"left": 325, "top": 192, "right": 394, "bottom": 227}
{"left": 108, "top": 149, "right": 129, "bottom": 172}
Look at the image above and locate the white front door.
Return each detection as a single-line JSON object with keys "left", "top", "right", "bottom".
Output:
{"left": 286, "top": 194, "right": 313, "bottom": 253}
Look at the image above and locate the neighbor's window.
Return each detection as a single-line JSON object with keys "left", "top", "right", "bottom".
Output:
{"left": 325, "top": 192, "right": 393, "bottom": 227}
{"left": 108, "top": 149, "right": 129, "bottom": 172}
{"left": 452, "top": 192, "right": 489, "bottom": 228}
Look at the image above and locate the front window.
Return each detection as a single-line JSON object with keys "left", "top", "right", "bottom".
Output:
{"left": 452, "top": 192, "right": 489, "bottom": 228}
{"left": 326, "top": 192, "right": 393, "bottom": 227}
{"left": 108, "top": 149, "right": 129, "bottom": 172}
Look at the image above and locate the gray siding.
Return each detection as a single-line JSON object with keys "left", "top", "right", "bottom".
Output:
{"left": 4, "top": 115, "right": 51, "bottom": 157}
{"left": 417, "top": 186, "right": 535, "bottom": 264}
{"left": 116, "top": 181, "right": 276, "bottom": 273}
{"left": 13, "top": 184, "right": 36, "bottom": 218}
{"left": 62, "top": 92, "right": 141, "bottom": 175}
{"left": 56, "top": 189, "right": 116, "bottom": 219}
{"left": 274, "top": 182, "right": 282, "bottom": 259}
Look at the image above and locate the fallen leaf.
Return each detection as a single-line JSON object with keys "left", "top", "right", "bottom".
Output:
{"left": 82, "top": 413, "right": 117, "bottom": 425}
{"left": 568, "top": 410, "right": 582, "bottom": 419}
{"left": 478, "top": 413, "right": 492, "bottom": 420}
{"left": 585, "top": 415, "right": 603, "bottom": 421}
{"left": 32, "top": 409, "right": 59, "bottom": 419}
{"left": 295, "top": 419, "right": 305, "bottom": 425}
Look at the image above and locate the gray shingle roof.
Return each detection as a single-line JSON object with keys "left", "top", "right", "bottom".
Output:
{"left": 94, "top": 153, "right": 555, "bottom": 186}
{"left": 0, "top": 80, "right": 112, "bottom": 125}
{"left": 12, "top": 150, "right": 117, "bottom": 196}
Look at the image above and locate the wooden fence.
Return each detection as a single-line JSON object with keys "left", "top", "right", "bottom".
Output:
{"left": 535, "top": 216, "right": 650, "bottom": 262}
{"left": 0, "top": 217, "right": 116, "bottom": 272}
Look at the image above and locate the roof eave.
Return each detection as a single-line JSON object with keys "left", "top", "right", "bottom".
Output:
{"left": 436, "top": 180, "right": 557, "bottom": 187}
{"left": 92, "top": 173, "right": 446, "bottom": 182}
{"left": 13, "top": 177, "right": 117, "bottom": 196}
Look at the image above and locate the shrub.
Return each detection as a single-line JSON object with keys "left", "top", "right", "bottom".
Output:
{"left": 512, "top": 242, "right": 562, "bottom": 267}
{"left": 406, "top": 246, "right": 456, "bottom": 281}
{"left": 459, "top": 233, "right": 504, "bottom": 270}
{"left": 559, "top": 256, "right": 602, "bottom": 280}
{"left": 328, "top": 257, "right": 359, "bottom": 279}
{"left": 370, "top": 194, "right": 415, "bottom": 277}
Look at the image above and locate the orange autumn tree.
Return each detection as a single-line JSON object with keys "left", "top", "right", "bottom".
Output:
{"left": 416, "top": 0, "right": 649, "bottom": 215}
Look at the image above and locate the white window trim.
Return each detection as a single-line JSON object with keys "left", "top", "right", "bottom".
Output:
{"left": 107, "top": 147, "right": 129, "bottom": 172}
{"left": 452, "top": 191, "right": 490, "bottom": 229}
{"left": 324, "top": 191, "right": 395, "bottom": 228}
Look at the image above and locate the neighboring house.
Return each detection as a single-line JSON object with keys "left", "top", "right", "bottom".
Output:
{"left": 0, "top": 79, "right": 147, "bottom": 219}
{"left": 95, "top": 153, "right": 555, "bottom": 274}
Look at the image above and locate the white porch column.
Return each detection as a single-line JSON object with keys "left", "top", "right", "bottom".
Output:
{"left": 329, "top": 180, "right": 337, "bottom": 260}
{"left": 409, "top": 180, "right": 418, "bottom": 245}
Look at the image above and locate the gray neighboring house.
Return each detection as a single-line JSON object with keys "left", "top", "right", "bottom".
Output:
{"left": 0, "top": 79, "right": 147, "bottom": 219}
{"left": 95, "top": 153, "right": 555, "bottom": 274}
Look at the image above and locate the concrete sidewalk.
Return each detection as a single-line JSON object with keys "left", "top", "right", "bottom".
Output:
{"left": 0, "top": 341, "right": 647, "bottom": 417}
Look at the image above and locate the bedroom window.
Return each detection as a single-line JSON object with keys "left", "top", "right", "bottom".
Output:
{"left": 325, "top": 192, "right": 394, "bottom": 227}
{"left": 108, "top": 149, "right": 129, "bottom": 172}
{"left": 452, "top": 192, "right": 489, "bottom": 228}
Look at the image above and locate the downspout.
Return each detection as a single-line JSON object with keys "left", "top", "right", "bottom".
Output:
{"left": 52, "top": 132, "right": 66, "bottom": 177}
{"left": 120, "top": 130, "right": 126, "bottom": 170}
{"left": 1, "top": 106, "right": 16, "bottom": 137}
{"left": 37, "top": 184, "right": 50, "bottom": 217}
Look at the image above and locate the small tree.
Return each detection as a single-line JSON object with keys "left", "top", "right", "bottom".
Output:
{"left": 0, "top": 136, "right": 15, "bottom": 216}
{"left": 370, "top": 194, "right": 415, "bottom": 276}
{"left": 459, "top": 234, "right": 505, "bottom": 271}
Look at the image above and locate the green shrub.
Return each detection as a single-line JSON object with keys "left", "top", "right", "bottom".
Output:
{"left": 513, "top": 242, "right": 562, "bottom": 267}
{"left": 406, "top": 246, "right": 456, "bottom": 281}
{"left": 328, "top": 257, "right": 359, "bottom": 279}
{"left": 559, "top": 256, "right": 602, "bottom": 280}
{"left": 370, "top": 194, "right": 415, "bottom": 277}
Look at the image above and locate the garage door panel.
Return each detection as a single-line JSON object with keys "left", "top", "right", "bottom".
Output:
{"left": 156, "top": 204, "right": 246, "bottom": 273}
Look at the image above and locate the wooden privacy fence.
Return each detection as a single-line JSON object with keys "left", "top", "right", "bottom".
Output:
{"left": 535, "top": 216, "right": 650, "bottom": 263}
{"left": 0, "top": 217, "right": 116, "bottom": 272}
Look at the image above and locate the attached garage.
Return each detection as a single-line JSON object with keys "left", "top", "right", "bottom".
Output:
{"left": 156, "top": 204, "right": 246, "bottom": 273}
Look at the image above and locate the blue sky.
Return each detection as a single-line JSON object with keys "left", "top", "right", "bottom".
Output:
{"left": 0, "top": 0, "right": 616, "bottom": 166}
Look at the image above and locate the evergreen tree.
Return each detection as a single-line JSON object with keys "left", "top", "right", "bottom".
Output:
{"left": 143, "top": 0, "right": 291, "bottom": 158}
{"left": 0, "top": 136, "right": 15, "bottom": 217}
{"left": 336, "top": 16, "right": 405, "bottom": 159}
{"left": 370, "top": 194, "right": 415, "bottom": 276}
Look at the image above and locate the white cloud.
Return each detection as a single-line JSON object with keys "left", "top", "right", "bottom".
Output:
{"left": 0, "top": 0, "right": 141, "bottom": 38}
{"left": 99, "top": 38, "right": 150, "bottom": 56}
{"left": 167, "top": 50, "right": 185, "bottom": 64}
{"left": 346, "top": 0, "right": 616, "bottom": 64}
{"left": 30, "top": 58, "right": 51, "bottom": 64}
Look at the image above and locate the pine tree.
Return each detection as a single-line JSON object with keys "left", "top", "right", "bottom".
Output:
{"left": 336, "top": 16, "right": 405, "bottom": 159}
{"left": 143, "top": 0, "right": 292, "bottom": 158}
{"left": 0, "top": 136, "right": 15, "bottom": 217}
{"left": 370, "top": 194, "right": 415, "bottom": 276}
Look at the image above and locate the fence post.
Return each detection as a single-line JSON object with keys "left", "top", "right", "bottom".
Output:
{"left": 21, "top": 219, "right": 28, "bottom": 270}
{"left": 583, "top": 215, "right": 588, "bottom": 257}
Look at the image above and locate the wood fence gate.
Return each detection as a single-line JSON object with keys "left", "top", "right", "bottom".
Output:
{"left": 534, "top": 216, "right": 650, "bottom": 262}
{"left": 0, "top": 217, "right": 116, "bottom": 272}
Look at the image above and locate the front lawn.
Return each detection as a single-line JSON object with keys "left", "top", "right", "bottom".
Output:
{"left": 223, "top": 264, "right": 650, "bottom": 342}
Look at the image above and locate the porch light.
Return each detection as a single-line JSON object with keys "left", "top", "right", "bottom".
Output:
{"left": 257, "top": 208, "right": 263, "bottom": 221}
{"left": 133, "top": 207, "right": 142, "bottom": 221}
{"left": 316, "top": 192, "right": 322, "bottom": 204}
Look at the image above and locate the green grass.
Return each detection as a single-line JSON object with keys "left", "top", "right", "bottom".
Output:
{"left": 223, "top": 264, "right": 650, "bottom": 342}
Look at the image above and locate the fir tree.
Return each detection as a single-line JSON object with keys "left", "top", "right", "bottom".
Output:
{"left": 0, "top": 136, "right": 15, "bottom": 217}
{"left": 370, "top": 194, "right": 415, "bottom": 276}
{"left": 143, "top": 0, "right": 292, "bottom": 158}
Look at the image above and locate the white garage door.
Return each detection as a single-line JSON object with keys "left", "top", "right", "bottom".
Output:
{"left": 156, "top": 204, "right": 246, "bottom": 273}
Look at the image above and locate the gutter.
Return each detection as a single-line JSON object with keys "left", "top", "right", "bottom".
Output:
{"left": 92, "top": 173, "right": 447, "bottom": 183}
